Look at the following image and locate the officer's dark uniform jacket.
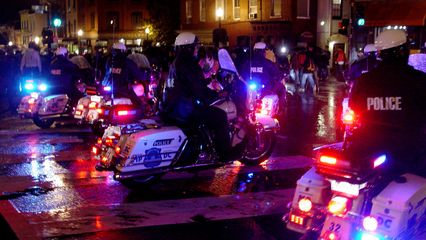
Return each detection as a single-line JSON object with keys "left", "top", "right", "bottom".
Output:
{"left": 49, "top": 55, "right": 82, "bottom": 96}
{"left": 241, "top": 51, "right": 281, "bottom": 90}
{"left": 103, "top": 55, "right": 145, "bottom": 95}
{"left": 349, "top": 55, "right": 379, "bottom": 82}
{"left": 348, "top": 62, "right": 426, "bottom": 170}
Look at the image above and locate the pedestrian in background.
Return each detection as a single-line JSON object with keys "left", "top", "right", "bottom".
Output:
{"left": 20, "top": 42, "right": 42, "bottom": 77}
{"left": 300, "top": 46, "right": 317, "bottom": 95}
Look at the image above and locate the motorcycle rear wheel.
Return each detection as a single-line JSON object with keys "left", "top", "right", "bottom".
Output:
{"left": 239, "top": 130, "right": 276, "bottom": 166}
{"left": 118, "top": 174, "right": 164, "bottom": 189}
{"left": 33, "top": 116, "right": 54, "bottom": 129}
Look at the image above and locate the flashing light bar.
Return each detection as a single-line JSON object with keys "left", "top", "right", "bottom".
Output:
{"left": 360, "top": 232, "right": 381, "bottom": 240}
{"left": 373, "top": 155, "right": 386, "bottom": 168}
{"left": 117, "top": 110, "right": 137, "bottom": 116}
{"left": 38, "top": 83, "right": 47, "bottom": 91}
{"left": 103, "top": 86, "right": 111, "bottom": 91}
{"left": 320, "top": 155, "right": 337, "bottom": 165}
{"left": 249, "top": 83, "right": 257, "bottom": 90}
{"left": 363, "top": 216, "right": 378, "bottom": 232}
{"left": 24, "top": 83, "right": 35, "bottom": 90}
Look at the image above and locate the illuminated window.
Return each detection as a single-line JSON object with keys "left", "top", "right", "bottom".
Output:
{"left": 234, "top": 0, "right": 241, "bottom": 20}
{"left": 249, "top": 0, "right": 258, "bottom": 19}
{"left": 332, "top": 0, "right": 343, "bottom": 19}
{"left": 200, "top": 0, "right": 206, "bottom": 22}
{"left": 297, "top": 0, "right": 310, "bottom": 19}
{"left": 271, "top": 0, "right": 281, "bottom": 17}
{"left": 186, "top": 0, "right": 193, "bottom": 24}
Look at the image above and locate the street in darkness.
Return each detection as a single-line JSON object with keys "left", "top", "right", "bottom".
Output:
{"left": 0, "top": 79, "right": 346, "bottom": 240}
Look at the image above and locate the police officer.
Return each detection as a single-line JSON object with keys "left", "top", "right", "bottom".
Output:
{"left": 163, "top": 32, "right": 230, "bottom": 162}
{"left": 102, "top": 43, "right": 146, "bottom": 107}
{"left": 49, "top": 47, "right": 83, "bottom": 107}
{"left": 242, "top": 42, "right": 286, "bottom": 113}
{"left": 348, "top": 44, "right": 379, "bottom": 86}
{"left": 348, "top": 29, "right": 426, "bottom": 176}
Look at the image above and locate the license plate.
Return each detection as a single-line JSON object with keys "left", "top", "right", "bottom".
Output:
{"left": 91, "top": 95, "right": 101, "bottom": 102}
{"left": 321, "top": 215, "right": 352, "bottom": 240}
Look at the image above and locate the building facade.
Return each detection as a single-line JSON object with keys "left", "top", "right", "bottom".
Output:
{"left": 19, "top": 8, "right": 48, "bottom": 47}
{"left": 65, "top": 0, "right": 151, "bottom": 50}
{"left": 180, "top": 0, "right": 317, "bottom": 50}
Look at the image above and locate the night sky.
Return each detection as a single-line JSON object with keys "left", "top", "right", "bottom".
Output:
{"left": 0, "top": 1, "right": 38, "bottom": 24}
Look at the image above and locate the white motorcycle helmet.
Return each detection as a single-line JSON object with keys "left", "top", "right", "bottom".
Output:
{"left": 374, "top": 29, "right": 408, "bottom": 63}
{"left": 112, "top": 42, "right": 126, "bottom": 52}
{"left": 175, "top": 32, "right": 199, "bottom": 46}
{"left": 253, "top": 42, "right": 266, "bottom": 50}
{"left": 55, "top": 47, "right": 68, "bottom": 56}
{"left": 374, "top": 29, "right": 406, "bottom": 51}
{"left": 363, "top": 44, "right": 377, "bottom": 54}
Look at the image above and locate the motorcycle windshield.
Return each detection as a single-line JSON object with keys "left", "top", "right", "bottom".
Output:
{"left": 218, "top": 49, "right": 238, "bottom": 74}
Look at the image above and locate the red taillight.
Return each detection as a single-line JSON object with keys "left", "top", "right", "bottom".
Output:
{"left": 342, "top": 109, "right": 355, "bottom": 125}
{"left": 117, "top": 110, "right": 128, "bottom": 116}
{"left": 97, "top": 138, "right": 103, "bottom": 145}
{"left": 89, "top": 102, "right": 97, "bottom": 109}
{"left": 298, "top": 198, "right": 313, "bottom": 212}
{"left": 320, "top": 155, "right": 337, "bottom": 165}
{"left": 327, "top": 196, "right": 350, "bottom": 216}
{"left": 92, "top": 146, "right": 98, "bottom": 155}
{"left": 115, "top": 146, "right": 121, "bottom": 155}
{"left": 77, "top": 104, "right": 85, "bottom": 110}
{"left": 96, "top": 108, "right": 103, "bottom": 114}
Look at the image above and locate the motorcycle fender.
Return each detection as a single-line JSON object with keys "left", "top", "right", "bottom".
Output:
{"left": 255, "top": 114, "right": 280, "bottom": 130}
{"left": 17, "top": 95, "right": 41, "bottom": 117}
{"left": 38, "top": 94, "right": 69, "bottom": 116}
{"left": 116, "top": 126, "right": 187, "bottom": 173}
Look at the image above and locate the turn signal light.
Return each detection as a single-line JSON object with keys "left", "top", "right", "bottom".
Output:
{"left": 342, "top": 109, "right": 355, "bottom": 125}
{"left": 320, "top": 155, "right": 337, "bottom": 165}
{"left": 89, "top": 102, "right": 97, "bottom": 109}
{"left": 77, "top": 104, "right": 84, "bottom": 110}
{"left": 115, "top": 146, "right": 121, "bottom": 155}
{"left": 28, "top": 98, "right": 36, "bottom": 104}
{"left": 92, "top": 146, "right": 98, "bottom": 155}
{"left": 97, "top": 138, "right": 103, "bottom": 145}
{"left": 298, "top": 198, "right": 313, "bottom": 212}
{"left": 327, "top": 196, "right": 350, "bottom": 216}
{"left": 363, "top": 216, "right": 378, "bottom": 232}
{"left": 96, "top": 108, "right": 103, "bottom": 114}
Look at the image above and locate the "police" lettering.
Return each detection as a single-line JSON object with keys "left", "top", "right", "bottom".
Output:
{"left": 250, "top": 67, "right": 263, "bottom": 73}
{"left": 112, "top": 68, "right": 122, "bottom": 74}
{"left": 51, "top": 69, "right": 61, "bottom": 75}
{"left": 367, "top": 97, "right": 402, "bottom": 111}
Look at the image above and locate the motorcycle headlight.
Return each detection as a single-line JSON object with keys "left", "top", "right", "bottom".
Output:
{"left": 38, "top": 83, "right": 48, "bottom": 91}
{"left": 24, "top": 83, "right": 35, "bottom": 90}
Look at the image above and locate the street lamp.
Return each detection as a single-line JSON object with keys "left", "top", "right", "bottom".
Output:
{"left": 53, "top": 18, "right": 62, "bottom": 41}
{"left": 77, "top": 29, "right": 83, "bottom": 53}
{"left": 145, "top": 27, "right": 151, "bottom": 40}
{"left": 216, "top": 7, "right": 224, "bottom": 29}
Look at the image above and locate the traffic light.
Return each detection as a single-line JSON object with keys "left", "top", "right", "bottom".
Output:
{"left": 354, "top": 5, "right": 365, "bottom": 27}
{"left": 338, "top": 19, "right": 349, "bottom": 35}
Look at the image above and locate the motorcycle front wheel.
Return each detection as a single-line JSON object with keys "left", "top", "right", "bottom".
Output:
{"left": 33, "top": 116, "right": 54, "bottom": 129}
{"left": 239, "top": 130, "right": 276, "bottom": 166}
{"left": 118, "top": 174, "right": 164, "bottom": 189}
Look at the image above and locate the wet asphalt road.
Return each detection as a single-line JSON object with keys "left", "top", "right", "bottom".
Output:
{"left": 0, "top": 78, "right": 347, "bottom": 240}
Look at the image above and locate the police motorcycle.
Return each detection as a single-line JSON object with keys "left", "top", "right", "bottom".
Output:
{"left": 17, "top": 76, "right": 49, "bottom": 120}
{"left": 92, "top": 49, "right": 280, "bottom": 187}
{"left": 285, "top": 108, "right": 426, "bottom": 240}
{"left": 74, "top": 67, "right": 161, "bottom": 136}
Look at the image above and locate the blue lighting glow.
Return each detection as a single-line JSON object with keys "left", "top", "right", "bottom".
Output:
{"left": 104, "top": 86, "right": 111, "bottom": 91}
{"left": 373, "top": 154, "right": 386, "bottom": 168}
{"left": 249, "top": 83, "right": 257, "bottom": 90}
{"left": 24, "top": 83, "right": 35, "bottom": 90}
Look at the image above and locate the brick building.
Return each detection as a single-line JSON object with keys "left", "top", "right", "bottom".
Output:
{"left": 179, "top": 0, "right": 317, "bottom": 49}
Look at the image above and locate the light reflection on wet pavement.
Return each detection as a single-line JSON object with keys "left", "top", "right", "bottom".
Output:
{"left": 0, "top": 79, "right": 347, "bottom": 239}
